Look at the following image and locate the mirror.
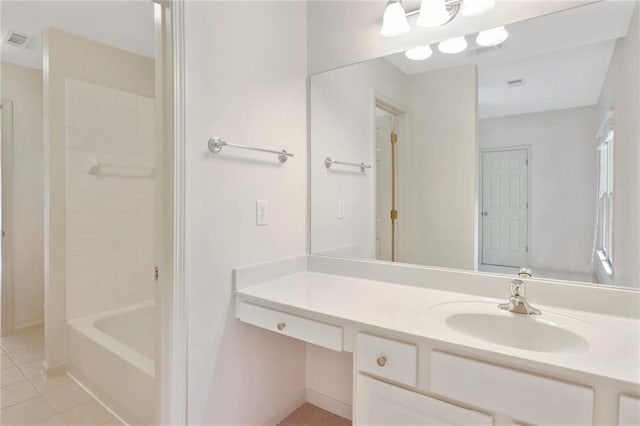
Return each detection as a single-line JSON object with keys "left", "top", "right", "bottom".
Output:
{"left": 310, "top": 1, "right": 639, "bottom": 289}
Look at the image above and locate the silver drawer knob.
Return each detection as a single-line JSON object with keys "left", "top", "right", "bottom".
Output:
{"left": 277, "top": 322, "right": 286, "bottom": 331}
{"left": 376, "top": 356, "right": 387, "bottom": 367}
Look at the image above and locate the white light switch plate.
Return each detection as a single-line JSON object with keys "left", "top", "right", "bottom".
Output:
{"left": 256, "top": 200, "right": 268, "bottom": 226}
{"left": 337, "top": 200, "right": 345, "bottom": 219}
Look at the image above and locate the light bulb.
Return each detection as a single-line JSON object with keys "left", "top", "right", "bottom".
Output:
{"left": 461, "top": 0, "right": 496, "bottom": 17}
{"left": 380, "top": 1, "right": 410, "bottom": 37}
{"left": 405, "top": 45, "right": 433, "bottom": 61}
{"left": 438, "top": 36, "right": 468, "bottom": 54}
{"left": 416, "top": 0, "right": 450, "bottom": 28}
{"left": 476, "top": 26, "right": 508, "bottom": 46}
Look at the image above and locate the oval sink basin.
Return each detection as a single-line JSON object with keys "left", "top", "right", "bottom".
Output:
{"left": 445, "top": 312, "right": 590, "bottom": 353}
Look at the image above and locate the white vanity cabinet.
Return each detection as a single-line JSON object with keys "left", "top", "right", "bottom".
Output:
{"left": 619, "top": 395, "right": 640, "bottom": 426}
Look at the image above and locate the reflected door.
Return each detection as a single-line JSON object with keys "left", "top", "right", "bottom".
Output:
{"left": 481, "top": 149, "right": 529, "bottom": 267}
{"left": 376, "top": 115, "right": 393, "bottom": 261}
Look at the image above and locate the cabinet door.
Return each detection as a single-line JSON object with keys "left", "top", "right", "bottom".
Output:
{"left": 354, "top": 374, "right": 492, "bottom": 426}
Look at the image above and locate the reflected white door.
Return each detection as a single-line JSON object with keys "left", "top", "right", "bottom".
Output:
{"left": 481, "top": 149, "right": 528, "bottom": 267}
{"left": 376, "top": 115, "right": 393, "bottom": 261}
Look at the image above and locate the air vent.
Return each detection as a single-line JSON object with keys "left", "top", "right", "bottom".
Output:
{"left": 506, "top": 78, "right": 525, "bottom": 88}
{"left": 467, "top": 43, "right": 505, "bottom": 56}
{"left": 3, "top": 31, "right": 30, "bottom": 48}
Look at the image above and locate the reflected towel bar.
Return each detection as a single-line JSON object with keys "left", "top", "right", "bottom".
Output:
{"left": 87, "top": 159, "right": 156, "bottom": 178}
{"left": 208, "top": 137, "right": 294, "bottom": 163}
{"left": 325, "top": 157, "right": 372, "bottom": 173}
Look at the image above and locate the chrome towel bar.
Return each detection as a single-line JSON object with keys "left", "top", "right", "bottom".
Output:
{"left": 208, "top": 137, "right": 294, "bottom": 163}
{"left": 324, "top": 157, "right": 372, "bottom": 173}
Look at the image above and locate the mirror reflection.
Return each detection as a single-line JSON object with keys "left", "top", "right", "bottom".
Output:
{"left": 310, "top": 1, "right": 639, "bottom": 289}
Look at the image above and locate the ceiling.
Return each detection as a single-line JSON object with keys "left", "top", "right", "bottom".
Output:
{"left": 383, "top": 0, "right": 635, "bottom": 119}
{"left": 0, "top": 0, "right": 155, "bottom": 70}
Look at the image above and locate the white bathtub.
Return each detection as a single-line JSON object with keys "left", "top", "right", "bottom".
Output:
{"left": 67, "top": 301, "right": 156, "bottom": 425}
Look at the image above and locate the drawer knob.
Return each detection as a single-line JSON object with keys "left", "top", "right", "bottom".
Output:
{"left": 376, "top": 356, "right": 387, "bottom": 367}
{"left": 277, "top": 322, "right": 286, "bottom": 331}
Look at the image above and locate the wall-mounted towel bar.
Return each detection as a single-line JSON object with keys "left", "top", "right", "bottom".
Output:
{"left": 87, "top": 159, "right": 156, "bottom": 178}
{"left": 208, "top": 137, "right": 294, "bottom": 163}
{"left": 325, "top": 157, "right": 372, "bottom": 173}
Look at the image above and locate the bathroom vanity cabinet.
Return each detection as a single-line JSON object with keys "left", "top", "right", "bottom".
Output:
{"left": 234, "top": 256, "right": 640, "bottom": 426}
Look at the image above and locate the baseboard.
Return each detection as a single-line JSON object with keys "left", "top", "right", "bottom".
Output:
{"left": 42, "top": 360, "right": 66, "bottom": 378}
{"left": 306, "top": 388, "right": 353, "bottom": 420}
{"left": 261, "top": 390, "right": 306, "bottom": 426}
{"left": 14, "top": 321, "right": 44, "bottom": 332}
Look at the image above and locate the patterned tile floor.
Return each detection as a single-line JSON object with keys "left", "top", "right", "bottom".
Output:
{"left": 279, "top": 403, "right": 351, "bottom": 426}
{"left": 0, "top": 327, "right": 123, "bottom": 425}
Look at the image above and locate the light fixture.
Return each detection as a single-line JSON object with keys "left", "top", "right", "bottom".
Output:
{"left": 461, "top": 0, "right": 496, "bottom": 17}
{"left": 476, "top": 26, "right": 509, "bottom": 46}
{"left": 438, "top": 36, "right": 468, "bottom": 54}
{"left": 380, "top": 0, "right": 410, "bottom": 37}
{"left": 416, "top": 0, "right": 451, "bottom": 28}
{"left": 405, "top": 45, "right": 433, "bottom": 61}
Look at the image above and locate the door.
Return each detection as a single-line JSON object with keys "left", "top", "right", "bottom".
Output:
{"left": 0, "top": 101, "right": 14, "bottom": 336}
{"left": 376, "top": 114, "right": 393, "bottom": 261}
{"left": 481, "top": 149, "right": 528, "bottom": 267}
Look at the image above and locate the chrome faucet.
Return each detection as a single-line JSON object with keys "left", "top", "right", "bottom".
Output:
{"left": 498, "top": 279, "right": 541, "bottom": 315}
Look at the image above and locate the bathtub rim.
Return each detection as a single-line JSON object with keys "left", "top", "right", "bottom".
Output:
{"left": 67, "top": 300, "right": 155, "bottom": 377}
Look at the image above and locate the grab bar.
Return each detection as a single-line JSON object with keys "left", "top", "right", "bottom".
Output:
{"left": 208, "top": 137, "right": 294, "bottom": 164}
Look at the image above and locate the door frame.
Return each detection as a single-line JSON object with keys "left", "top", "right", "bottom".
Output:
{"left": 478, "top": 145, "right": 531, "bottom": 268}
{"left": 0, "top": 100, "right": 15, "bottom": 336}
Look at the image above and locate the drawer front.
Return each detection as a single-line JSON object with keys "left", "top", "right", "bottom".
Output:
{"left": 619, "top": 395, "right": 640, "bottom": 426}
{"left": 355, "top": 374, "right": 493, "bottom": 426}
{"left": 356, "top": 333, "right": 417, "bottom": 387}
{"left": 430, "top": 351, "right": 593, "bottom": 426}
{"left": 238, "top": 302, "right": 343, "bottom": 351}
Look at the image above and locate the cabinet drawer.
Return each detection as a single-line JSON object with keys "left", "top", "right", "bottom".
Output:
{"left": 430, "top": 351, "right": 593, "bottom": 425}
{"left": 355, "top": 374, "right": 492, "bottom": 425}
{"left": 356, "top": 333, "right": 417, "bottom": 387}
{"left": 620, "top": 395, "right": 640, "bottom": 426}
{"left": 238, "top": 302, "right": 343, "bottom": 351}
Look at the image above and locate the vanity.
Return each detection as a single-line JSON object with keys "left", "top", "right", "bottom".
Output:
{"left": 235, "top": 255, "right": 640, "bottom": 426}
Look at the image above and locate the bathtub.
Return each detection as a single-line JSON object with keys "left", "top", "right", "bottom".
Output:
{"left": 67, "top": 301, "right": 156, "bottom": 425}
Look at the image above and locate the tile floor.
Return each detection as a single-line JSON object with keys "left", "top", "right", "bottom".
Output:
{"left": 0, "top": 327, "right": 123, "bottom": 426}
{"left": 279, "top": 403, "right": 351, "bottom": 426}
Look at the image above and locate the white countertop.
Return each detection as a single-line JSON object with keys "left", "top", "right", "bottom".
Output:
{"left": 236, "top": 271, "right": 640, "bottom": 388}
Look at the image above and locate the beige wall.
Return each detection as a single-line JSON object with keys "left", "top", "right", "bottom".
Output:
{"left": 43, "top": 28, "right": 154, "bottom": 369}
{"left": 0, "top": 62, "right": 44, "bottom": 330}
{"left": 597, "top": 2, "right": 640, "bottom": 289}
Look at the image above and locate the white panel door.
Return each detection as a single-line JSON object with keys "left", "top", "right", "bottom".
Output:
{"left": 376, "top": 115, "right": 393, "bottom": 262}
{"left": 355, "top": 374, "right": 493, "bottom": 426}
{"left": 481, "top": 149, "right": 528, "bottom": 267}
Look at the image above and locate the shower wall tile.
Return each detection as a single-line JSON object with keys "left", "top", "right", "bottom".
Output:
{"left": 64, "top": 80, "right": 155, "bottom": 320}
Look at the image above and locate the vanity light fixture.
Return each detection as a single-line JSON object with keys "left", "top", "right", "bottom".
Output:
{"left": 476, "top": 26, "right": 509, "bottom": 46}
{"left": 438, "top": 36, "right": 468, "bottom": 54}
{"left": 416, "top": 0, "right": 451, "bottom": 28}
{"left": 405, "top": 45, "right": 433, "bottom": 60}
{"left": 461, "top": 0, "right": 496, "bottom": 16}
{"left": 380, "top": 0, "right": 411, "bottom": 37}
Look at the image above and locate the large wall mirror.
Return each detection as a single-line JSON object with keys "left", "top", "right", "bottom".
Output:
{"left": 310, "top": 1, "right": 639, "bottom": 289}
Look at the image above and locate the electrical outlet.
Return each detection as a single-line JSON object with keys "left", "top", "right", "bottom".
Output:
{"left": 256, "top": 200, "right": 268, "bottom": 226}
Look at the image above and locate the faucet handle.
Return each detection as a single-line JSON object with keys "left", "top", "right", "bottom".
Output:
{"left": 510, "top": 279, "right": 525, "bottom": 297}
{"left": 518, "top": 267, "right": 532, "bottom": 278}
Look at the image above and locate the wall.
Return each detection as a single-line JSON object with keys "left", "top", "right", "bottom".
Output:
{"left": 400, "top": 65, "right": 478, "bottom": 270}
{"left": 64, "top": 80, "right": 155, "bottom": 319}
{"left": 184, "top": 2, "right": 308, "bottom": 424}
{"left": 479, "top": 107, "right": 598, "bottom": 277}
{"left": 0, "top": 62, "right": 44, "bottom": 330}
{"left": 43, "top": 28, "right": 154, "bottom": 369}
{"left": 310, "top": 58, "right": 409, "bottom": 259}
{"left": 597, "top": 2, "right": 640, "bottom": 289}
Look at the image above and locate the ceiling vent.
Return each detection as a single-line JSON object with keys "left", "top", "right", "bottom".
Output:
{"left": 3, "top": 31, "right": 30, "bottom": 48}
{"left": 506, "top": 78, "right": 525, "bottom": 88}
{"left": 467, "top": 43, "right": 505, "bottom": 56}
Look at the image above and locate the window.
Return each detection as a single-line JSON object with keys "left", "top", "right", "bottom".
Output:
{"left": 596, "top": 124, "right": 614, "bottom": 275}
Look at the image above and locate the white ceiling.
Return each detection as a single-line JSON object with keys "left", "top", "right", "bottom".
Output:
{"left": 383, "top": 0, "right": 635, "bottom": 118}
{"left": 0, "top": 0, "right": 155, "bottom": 70}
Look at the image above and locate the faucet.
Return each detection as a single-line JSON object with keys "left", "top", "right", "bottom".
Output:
{"left": 498, "top": 279, "right": 541, "bottom": 315}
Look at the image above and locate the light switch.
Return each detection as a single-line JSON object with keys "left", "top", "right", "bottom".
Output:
{"left": 256, "top": 200, "right": 268, "bottom": 226}
{"left": 337, "top": 200, "right": 345, "bottom": 219}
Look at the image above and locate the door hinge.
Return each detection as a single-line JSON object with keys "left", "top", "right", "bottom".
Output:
{"left": 154, "top": 266, "right": 159, "bottom": 282}
{"left": 525, "top": 246, "right": 529, "bottom": 253}
{"left": 390, "top": 133, "right": 398, "bottom": 144}
{"left": 390, "top": 209, "right": 398, "bottom": 220}
{"left": 525, "top": 159, "right": 529, "bottom": 166}
{"left": 526, "top": 202, "right": 529, "bottom": 209}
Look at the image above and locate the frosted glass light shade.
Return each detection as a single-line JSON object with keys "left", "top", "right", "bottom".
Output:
{"left": 380, "top": 1, "right": 410, "bottom": 37}
{"left": 405, "top": 45, "right": 433, "bottom": 61}
{"left": 461, "top": 0, "right": 496, "bottom": 17}
{"left": 476, "top": 26, "right": 509, "bottom": 46}
{"left": 417, "top": 0, "right": 450, "bottom": 28}
{"left": 438, "top": 36, "right": 468, "bottom": 54}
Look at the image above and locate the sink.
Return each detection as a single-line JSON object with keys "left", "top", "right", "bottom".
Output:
{"left": 445, "top": 312, "right": 590, "bottom": 353}
{"left": 429, "top": 301, "right": 594, "bottom": 353}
